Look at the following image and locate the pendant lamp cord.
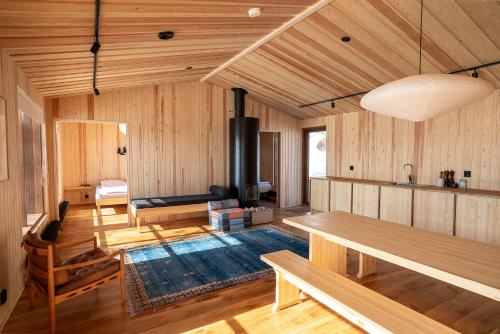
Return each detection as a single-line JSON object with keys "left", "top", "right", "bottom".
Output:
{"left": 418, "top": 0, "right": 424, "bottom": 74}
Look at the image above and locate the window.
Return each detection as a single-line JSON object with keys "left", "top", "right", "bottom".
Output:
{"left": 18, "top": 88, "right": 47, "bottom": 233}
{"left": 307, "top": 131, "right": 327, "bottom": 178}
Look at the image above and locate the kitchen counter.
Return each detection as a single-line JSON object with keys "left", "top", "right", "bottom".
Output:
{"left": 310, "top": 176, "right": 500, "bottom": 197}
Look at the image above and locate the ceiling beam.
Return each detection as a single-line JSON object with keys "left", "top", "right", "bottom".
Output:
{"left": 200, "top": 0, "right": 333, "bottom": 82}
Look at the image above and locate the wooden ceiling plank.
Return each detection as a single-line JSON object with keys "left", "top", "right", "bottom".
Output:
{"left": 201, "top": 0, "right": 333, "bottom": 81}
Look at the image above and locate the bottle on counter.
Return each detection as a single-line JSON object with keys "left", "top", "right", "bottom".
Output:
{"left": 437, "top": 171, "right": 445, "bottom": 187}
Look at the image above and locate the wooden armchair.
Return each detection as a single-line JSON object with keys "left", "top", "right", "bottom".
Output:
{"left": 23, "top": 232, "right": 125, "bottom": 334}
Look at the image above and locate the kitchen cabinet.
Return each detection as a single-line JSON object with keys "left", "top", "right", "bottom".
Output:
{"left": 413, "top": 189, "right": 454, "bottom": 235}
{"left": 310, "top": 178, "right": 330, "bottom": 212}
{"left": 330, "top": 181, "right": 352, "bottom": 213}
{"left": 352, "top": 183, "right": 379, "bottom": 218}
{"left": 456, "top": 194, "right": 500, "bottom": 245}
{"left": 380, "top": 186, "right": 412, "bottom": 226}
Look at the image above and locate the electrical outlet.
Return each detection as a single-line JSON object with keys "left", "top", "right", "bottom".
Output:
{"left": 0, "top": 289, "right": 7, "bottom": 305}
{"left": 84, "top": 194, "right": 89, "bottom": 199}
{"left": 349, "top": 165, "right": 354, "bottom": 171}
{"left": 464, "top": 170, "right": 471, "bottom": 178}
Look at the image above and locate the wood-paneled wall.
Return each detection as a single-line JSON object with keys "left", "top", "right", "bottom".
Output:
{"left": 304, "top": 89, "right": 500, "bottom": 191}
{"left": 325, "top": 111, "right": 415, "bottom": 182}
{"left": 418, "top": 89, "right": 500, "bottom": 190}
{"left": 59, "top": 122, "right": 126, "bottom": 189}
{"left": 0, "top": 49, "right": 44, "bottom": 330}
{"left": 46, "top": 81, "right": 303, "bottom": 214}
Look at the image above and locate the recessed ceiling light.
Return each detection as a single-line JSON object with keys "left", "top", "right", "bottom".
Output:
{"left": 158, "top": 31, "right": 175, "bottom": 40}
{"left": 248, "top": 8, "right": 261, "bottom": 18}
{"left": 341, "top": 36, "right": 351, "bottom": 43}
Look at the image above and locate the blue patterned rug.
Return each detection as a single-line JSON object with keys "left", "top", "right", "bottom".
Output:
{"left": 124, "top": 226, "right": 308, "bottom": 317}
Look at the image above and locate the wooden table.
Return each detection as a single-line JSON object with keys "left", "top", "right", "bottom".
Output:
{"left": 283, "top": 211, "right": 500, "bottom": 302}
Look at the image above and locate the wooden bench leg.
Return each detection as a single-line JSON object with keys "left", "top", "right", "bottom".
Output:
{"left": 357, "top": 253, "right": 377, "bottom": 279}
{"left": 273, "top": 271, "right": 301, "bottom": 312}
{"left": 136, "top": 217, "right": 141, "bottom": 232}
{"left": 97, "top": 205, "right": 101, "bottom": 216}
{"left": 309, "top": 233, "right": 347, "bottom": 275}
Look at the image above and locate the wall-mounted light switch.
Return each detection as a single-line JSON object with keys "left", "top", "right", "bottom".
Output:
{"left": 349, "top": 165, "right": 354, "bottom": 171}
{"left": 464, "top": 171, "right": 471, "bottom": 178}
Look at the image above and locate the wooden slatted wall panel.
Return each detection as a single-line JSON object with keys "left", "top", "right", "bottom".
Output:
{"left": 47, "top": 81, "right": 303, "bottom": 215}
{"left": 322, "top": 111, "right": 415, "bottom": 182}
{"left": 59, "top": 122, "right": 126, "bottom": 188}
{"left": 418, "top": 89, "right": 500, "bottom": 190}
{"left": 0, "top": 49, "right": 44, "bottom": 330}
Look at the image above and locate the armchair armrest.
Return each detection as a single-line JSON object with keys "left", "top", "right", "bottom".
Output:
{"left": 53, "top": 249, "right": 124, "bottom": 272}
{"left": 55, "top": 236, "right": 97, "bottom": 250}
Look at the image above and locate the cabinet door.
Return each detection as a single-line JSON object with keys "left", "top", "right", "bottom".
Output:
{"left": 413, "top": 190, "right": 454, "bottom": 235}
{"left": 380, "top": 186, "right": 412, "bottom": 226}
{"left": 330, "top": 181, "right": 352, "bottom": 213}
{"left": 310, "top": 178, "right": 330, "bottom": 212}
{"left": 456, "top": 194, "right": 500, "bottom": 245}
{"left": 352, "top": 183, "right": 379, "bottom": 218}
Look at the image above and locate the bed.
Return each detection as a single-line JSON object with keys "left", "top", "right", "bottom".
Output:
{"left": 96, "top": 180, "right": 128, "bottom": 216}
{"left": 258, "top": 181, "right": 274, "bottom": 193}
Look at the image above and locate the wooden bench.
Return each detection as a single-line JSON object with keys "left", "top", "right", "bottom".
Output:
{"left": 261, "top": 250, "right": 458, "bottom": 334}
{"left": 131, "top": 202, "right": 208, "bottom": 231}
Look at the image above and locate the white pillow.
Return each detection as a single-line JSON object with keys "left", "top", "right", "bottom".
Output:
{"left": 101, "top": 179, "right": 126, "bottom": 187}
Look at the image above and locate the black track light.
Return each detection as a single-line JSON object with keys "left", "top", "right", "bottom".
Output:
{"left": 472, "top": 69, "right": 479, "bottom": 78}
{"left": 94, "top": 88, "right": 100, "bottom": 96}
{"left": 341, "top": 36, "right": 351, "bottom": 43}
{"left": 331, "top": 101, "right": 335, "bottom": 108}
{"left": 158, "top": 31, "right": 175, "bottom": 40}
{"left": 90, "top": 41, "right": 101, "bottom": 54}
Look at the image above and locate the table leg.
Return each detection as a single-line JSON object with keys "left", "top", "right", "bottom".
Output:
{"left": 309, "top": 233, "right": 347, "bottom": 275}
{"left": 272, "top": 271, "right": 301, "bottom": 312}
{"left": 357, "top": 253, "right": 377, "bottom": 279}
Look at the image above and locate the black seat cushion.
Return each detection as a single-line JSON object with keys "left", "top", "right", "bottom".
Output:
{"left": 131, "top": 185, "right": 231, "bottom": 210}
{"left": 41, "top": 220, "right": 63, "bottom": 242}
{"left": 131, "top": 194, "right": 221, "bottom": 210}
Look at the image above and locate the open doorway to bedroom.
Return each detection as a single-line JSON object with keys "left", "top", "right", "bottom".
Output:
{"left": 55, "top": 120, "right": 128, "bottom": 217}
{"left": 259, "top": 131, "right": 280, "bottom": 208}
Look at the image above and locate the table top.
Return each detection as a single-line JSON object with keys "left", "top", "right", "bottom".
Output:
{"left": 283, "top": 211, "right": 500, "bottom": 301}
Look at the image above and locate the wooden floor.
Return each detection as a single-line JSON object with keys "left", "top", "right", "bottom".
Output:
{"left": 4, "top": 205, "right": 500, "bottom": 334}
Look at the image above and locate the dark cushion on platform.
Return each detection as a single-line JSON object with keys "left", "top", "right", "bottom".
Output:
{"left": 131, "top": 194, "right": 220, "bottom": 209}
{"left": 131, "top": 185, "right": 231, "bottom": 210}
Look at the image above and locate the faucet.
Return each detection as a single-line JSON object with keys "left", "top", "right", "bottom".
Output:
{"left": 403, "top": 164, "right": 413, "bottom": 184}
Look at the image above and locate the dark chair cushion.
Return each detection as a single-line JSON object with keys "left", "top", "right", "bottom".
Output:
{"left": 59, "top": 201, "right": 70, "bottom": 222}
{"left": 209, "top": 185, "right": 230, "bottom": 199}
{"left": 41, "top": 220, "right": 63, "bottom": 242}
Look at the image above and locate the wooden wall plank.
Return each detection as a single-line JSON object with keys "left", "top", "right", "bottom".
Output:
{"left": 0, "top": 49, "right": 44, "bottom": 330}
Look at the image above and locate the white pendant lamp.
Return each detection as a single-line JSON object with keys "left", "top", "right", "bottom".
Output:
{"left": 360, "top": 0, "right": 495, "bottom": 122}
{"left": 360, "top": 74, "right": 495, "bottom": 121}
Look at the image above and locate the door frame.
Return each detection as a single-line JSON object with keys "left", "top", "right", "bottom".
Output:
{"left": 302, "top": 126, "right": 326, "bottom": 205}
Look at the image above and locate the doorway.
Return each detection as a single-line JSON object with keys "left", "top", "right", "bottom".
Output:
{"left": 55, "top": 120, "right": 128, "bottom": 216}
{"left": 259, "top": 131, "right": 280, "bottom": 208}
{"left": 303, "top": 127, "right": 327, "bottom": 204}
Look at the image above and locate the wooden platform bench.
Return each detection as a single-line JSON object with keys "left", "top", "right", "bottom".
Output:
{"left": 130, "top": 186, "right": 231, "bottom": 231}
{"left": 261, "top": 250, "right": 458, "bottom": 334}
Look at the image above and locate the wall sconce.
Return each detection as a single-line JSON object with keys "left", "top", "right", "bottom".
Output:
{"left": 117, "top": 147, "right": 127, "bottom": 155}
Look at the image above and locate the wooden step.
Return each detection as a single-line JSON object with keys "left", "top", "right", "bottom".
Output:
{"left": 261, "top": 250, "right": 459, "bottom": 334}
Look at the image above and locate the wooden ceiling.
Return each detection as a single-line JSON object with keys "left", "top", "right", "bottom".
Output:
{"left": 209, "top": 0, "right": 500, "bottom": 119}
{"left": 0, "top": 0, "right": 317, "bottom": 97}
